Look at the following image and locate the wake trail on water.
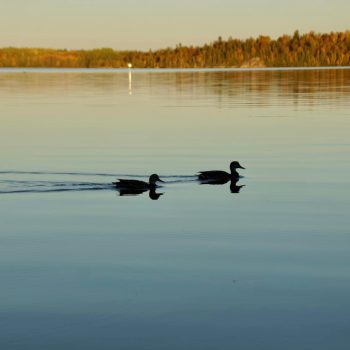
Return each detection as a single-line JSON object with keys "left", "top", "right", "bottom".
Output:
{"left": 0, "top": 170, "right": 196, "bottom": 179}
{"left": 0, "top": 180, "right": 112, "bottom": 194}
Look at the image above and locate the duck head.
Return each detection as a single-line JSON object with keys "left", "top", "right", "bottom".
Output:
{"left": 149, "top": 174, "right": 164, "bottom": 186}
{"left": 230, "top": 161, "right": 245, "bottom": 172}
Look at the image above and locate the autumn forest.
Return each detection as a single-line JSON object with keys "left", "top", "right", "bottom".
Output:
{"left": 1, "top": 31, "right": 350, "bottom": 68}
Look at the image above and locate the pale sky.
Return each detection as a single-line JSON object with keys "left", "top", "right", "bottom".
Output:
{"left": 0, "top": 0, "right": 349, "bottom": 50}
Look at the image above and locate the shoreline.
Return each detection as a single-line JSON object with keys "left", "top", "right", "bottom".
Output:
{"left": 1, "top": 66, "right": 350, "bottom": 73}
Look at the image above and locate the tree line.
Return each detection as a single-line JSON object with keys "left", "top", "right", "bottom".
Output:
{"left": 1, "top": 31, "right": 350, "bottom": 68}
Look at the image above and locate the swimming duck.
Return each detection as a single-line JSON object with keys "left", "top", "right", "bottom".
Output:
{"left": 197, "top": 161, "right": 245, "bottom": 181}
{"left": 113, "top": 174, "right": 164, "bottom": 190}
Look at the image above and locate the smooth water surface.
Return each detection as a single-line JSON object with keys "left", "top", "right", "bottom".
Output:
{"left": 0, "top": 69, "right": 350, "bottom": 349}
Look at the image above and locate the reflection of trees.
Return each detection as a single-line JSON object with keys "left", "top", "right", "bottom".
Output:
{"left": 172, "top": 69, "right": 350, "bottom": 107}
{"left": 0, "top": 69, "right": 349, "bottom": 108}
{"left": 1, "top": 31, "right": 350, "bottom": 68}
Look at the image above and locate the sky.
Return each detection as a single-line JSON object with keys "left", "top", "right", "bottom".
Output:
{"left": 0, "top": 0, "right": 349, "bottom": 50}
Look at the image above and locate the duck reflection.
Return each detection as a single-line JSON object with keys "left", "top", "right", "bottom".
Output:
{"left": 230, "top": 180, "right": 245, "bottom": 193}
{"left": 199, "top": 178, "right": 245, "bottom": 194}
{"left": 117, "top": 187, "right": 164, "bottom": 200}
{"left": 148, "top": 188, "right": 164, "bottom": 200}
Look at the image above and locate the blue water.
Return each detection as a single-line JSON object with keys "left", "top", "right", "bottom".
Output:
{"left": 0, "top": 68, "right": 350, "bottom": 349}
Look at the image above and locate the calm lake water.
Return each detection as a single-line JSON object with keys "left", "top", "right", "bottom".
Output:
{"left": 0, "top": 68, "right": 350, "bottom": 350}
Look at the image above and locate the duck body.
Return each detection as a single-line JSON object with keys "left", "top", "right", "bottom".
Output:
{"left": 114, "top": 179, "right": 153, "bottom": 190}
{"left": 197, "top": 161, "right": 245, "bottom": 181}
{"left": 198, "top": 170, "right": 235, "bottom": 181}
{"left": 113, "top": 174, "right": 163, "bottom": 190}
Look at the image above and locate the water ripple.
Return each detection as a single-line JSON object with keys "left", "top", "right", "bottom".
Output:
{"left": 0, "top": 172, "right": 197, "bottom": 194}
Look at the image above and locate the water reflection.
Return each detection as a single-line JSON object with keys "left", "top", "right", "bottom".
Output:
{"left": 1, "top": 68, "right": 350, "bottom": 350}
{"left": 230, "top": 180, "right": 245, "bottom": 194}
{"left": 117, "top": 187, "right": 164, "bottom": 200}
{"left": 128, "top": 69, "right": 132, "bottom": 95}
{"left": 149, "top": 189, "right": 163, "bottom": 200}
{"left": 199, "top": 178, "right": 245, "bottom": 194}
{"left": 1, "top": 68, "right": 349, "bottom": 108}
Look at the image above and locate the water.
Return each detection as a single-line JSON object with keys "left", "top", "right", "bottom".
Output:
{"left": 0, "top": 68, "right": 350, "bottom": 349}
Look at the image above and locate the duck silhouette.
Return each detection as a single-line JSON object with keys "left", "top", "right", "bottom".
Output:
{"left": 113, "top": 174, "right": 164, "bottom": 190}
{"left": 197, "top": 161, "right": 245, "bottom": 181}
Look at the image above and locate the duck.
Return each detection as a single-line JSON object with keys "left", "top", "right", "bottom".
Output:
{"left": 197, "top": 161, "right": 245, "bottom": 181}
{"left": 113, "top": 173, "right": 164, "bottom": 190}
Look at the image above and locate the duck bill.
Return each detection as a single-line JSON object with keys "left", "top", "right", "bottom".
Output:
{"left": 157, "top": 179, "right": 165, "bottom": 183}
{"left": 238, "top": 166, "right": 245, "bottom": 169}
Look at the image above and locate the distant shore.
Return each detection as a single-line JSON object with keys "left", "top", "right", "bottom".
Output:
{"left": 1, "top": 67, "right": 350, "bottom": 73}
{"left": 1, "top": 31, "right": 350, "bottom": 69}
